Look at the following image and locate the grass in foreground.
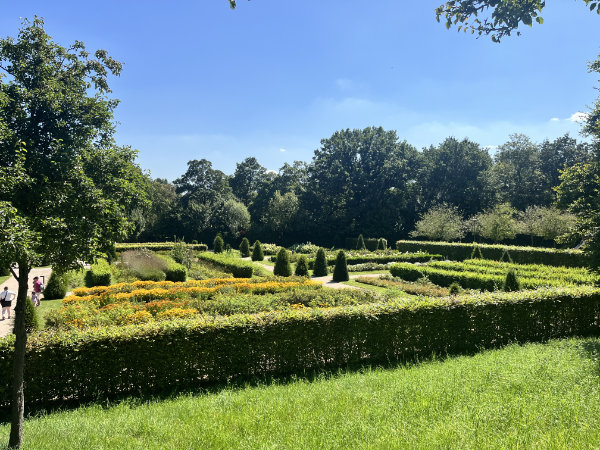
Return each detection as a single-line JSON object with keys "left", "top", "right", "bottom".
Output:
{"left": 2, "top": 338, "right": 600, "bottom": 449}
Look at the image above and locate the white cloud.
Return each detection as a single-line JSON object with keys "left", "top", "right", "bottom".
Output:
{"left": 280, "top": 148, "right": 286, "bottom": 152}
{"left": 550, "top": 117, "right": 560, "bottom": 122}
{"left": 568, "top": 112, "right": 590, "bottom": 123}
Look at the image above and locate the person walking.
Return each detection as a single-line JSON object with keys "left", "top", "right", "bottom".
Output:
{"left": 32, "top": 276, "right": 43, "bottom": 306}
{"left": 1, "top": 286, "right": 15, "bottom": 320}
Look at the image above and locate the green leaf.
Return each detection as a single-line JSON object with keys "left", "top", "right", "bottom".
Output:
{"left": 535, "top": 17, "right": 544, "bottom": 24}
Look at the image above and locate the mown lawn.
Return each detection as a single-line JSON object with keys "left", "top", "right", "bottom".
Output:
{"left": 2, "top": 337, "right": 599, "bottom": 449}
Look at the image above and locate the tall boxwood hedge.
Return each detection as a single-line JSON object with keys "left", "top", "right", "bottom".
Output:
{"left": 1, "top": 286, "right": 599, "bottom": 407}
{"left": 395, "top": 240, "right": 589, "bottom": 267}
{"left": 84, "top": 259, "right": 112, "bottom": 287}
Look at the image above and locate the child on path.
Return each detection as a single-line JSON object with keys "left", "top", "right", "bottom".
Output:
{"left": 0, "top": 286, "right": 15, "bottom": 320}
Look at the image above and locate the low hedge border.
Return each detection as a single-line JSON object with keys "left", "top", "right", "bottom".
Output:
{"left": 388, "top": 262, "right": 581, "bottom": 291}
{"left": 308, "top": 253, "right": 442, "bottom": 270}
{"left": 395, "top": 240, "right": 588, "bottom": 267}
{"left": 197, "top": 253, "right": 254, "bottom": 278}
{"left": 1, "top": 286, "right": 599, "bottom": 407}
{"left": 115, "top": 242, "right": 209, "bottom": 252}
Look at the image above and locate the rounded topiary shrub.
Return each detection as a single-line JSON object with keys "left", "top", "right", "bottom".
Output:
{"left": 273, "top": 248, "right": 292, "bottom": 277}
{"left": 313, "top": 248, "right": 328, "bottom": 277}
{"left": 356, "top": 234, "right": 366, "bottom": 250}
{"left": 43, "top": 272, "right": 69, "bottom": 300}
{"left": 251, "top": 240, "right": 264, "bottom": 261}
{"left": 333, "top": 250, "right": 349, "bottom": 282}
{"left": 213, "top": 234, "right": 224, "bottom": 254}
{"left": 239, "top": 237, "right": 250, "bottom": 258}
{"left": 449, "top": 281, "right": 461, "bottom": 295}
{"left": 503, "top": 269, "right": 521, "bottom": 292}
{"left": 294, "top": 254, "right": 310, "bottom": 277}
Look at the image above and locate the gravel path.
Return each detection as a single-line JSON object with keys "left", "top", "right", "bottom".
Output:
{"left": 0, "top": 267, "right": 53, "bottom": 338}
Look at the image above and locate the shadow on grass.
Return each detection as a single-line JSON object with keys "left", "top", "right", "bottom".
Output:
{"left": 579, "top": 338, "right": 600, "bottom": 373}
{"left": 0, "top": 351, "right": 457, "bottom": 425}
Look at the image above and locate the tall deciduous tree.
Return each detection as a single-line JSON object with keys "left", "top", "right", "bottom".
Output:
{"left": 410, "top": 204, "right": 466, "bottom": 241}
{"left": 419, "top": 137, "right": 492, "bottom": 216}
{"left": 305, "top": 127, "right": 420, "bottom": 245}
{"left": 0, "top": 18, "right": 146, "bottom": 448}
{"left": 229, "top": 157, "right": 267, "bottom": 206}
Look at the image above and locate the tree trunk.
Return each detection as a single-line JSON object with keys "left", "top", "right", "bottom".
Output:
{"left": 9, "top": 262, "right": 30, "bottom": 449}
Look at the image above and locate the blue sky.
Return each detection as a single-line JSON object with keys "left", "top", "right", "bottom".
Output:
{"left": 1, "top": 1, "right": 599, "bottom": 180}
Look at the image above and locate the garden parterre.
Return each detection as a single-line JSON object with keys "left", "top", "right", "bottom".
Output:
{"left": 48, "top": 278, "right": 323, "bottom": 329}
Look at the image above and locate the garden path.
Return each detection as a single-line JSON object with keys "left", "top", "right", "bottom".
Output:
{"left": 0, "top": 267, "right": 53, "bottom": 338}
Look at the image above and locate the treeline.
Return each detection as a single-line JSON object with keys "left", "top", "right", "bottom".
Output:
{"left": 130, "top": 127, "right": 592, "bottom": 247}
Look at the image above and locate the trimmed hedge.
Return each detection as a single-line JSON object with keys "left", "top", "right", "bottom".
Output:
{"left": 345, "top": 237, "right": 381, "bottom": 251}
{"left": 395, "top": 240, "right": 589, "bottom": 267}
{"left": 197, "top": 253, "right": 254, "bottom": 278}
{"left": 115, "top": 242, "right": 208, "bottom": 252}
{"left": 84, "top": 259, "right": 112, "bottom": 287}
{"left": 43, "top": 272, "right": 69, "bottom": 300}
{"left": 1, "top": 286, "right": 600, "bottom": 407}
{"left": 308, "top": 253, "right": 442, "bottom": 269}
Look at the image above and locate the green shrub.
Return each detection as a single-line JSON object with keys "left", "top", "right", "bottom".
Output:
{"left": 197, "top": 253, "right": 254, "bottom": 278}
{"left": 313, "top": 248, "right": 328, "bottom": 277}
{"left": 171, "top": 240, "right": 194, "bottom": 269}
{"left": 449, "top": 282, "right": 461, "bottom": 295}
{"left": 470, "top": 245, "right": 483, "bottom": 259}
{"left": 273, "top": 248, "right": 293, "bottom": 277}
{"left": 84, "top": 259, "right": 113, "bottom": 287}
{"left": 251, "top": 241, "right": 264, "bottom": 261}
{"left": 43, "top": 272, "right": 69, "bottom": 300}
{"left": 500, "top": 249, "right": 513, "bottom": 263}
{"left": 165, "top": 262, "right": 187, "bottom": 282}
{"left": 2, "top": 286, "right": 600, "bottom": 407}
{"left": 395, "top": 240, "right": 588, "bottom": 267}
{"left": 239, "top": 238, "right": 250, "bottom": 258}
{"left": 333, "top": 251, "right": 349, "bottom": 282}
{"left": 213, "top": 234, "right": 224, "bottom": 254}
{"left": 15, "top": 296, "right": 40, "bottom": 334}
{"left": 356, "top": 234, "right": 366, "bottom": 251}
{"left": 0, "top": 266, "right": 9, "bottom": 277}
{"left": 377, "top": 238, "right": 387, "bottom": 250}
{"left": 295, "top": 255, "right": 310, "bottom": 277}
{"left": 503, "top": 270, "right": 521, "bottom": 292}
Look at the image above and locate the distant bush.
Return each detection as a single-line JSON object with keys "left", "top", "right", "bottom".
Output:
{"left": 503, "top": 270, "right": 521, "bottom": 292}
{"left": 333, "top": 250, "right": 349, "bottom": 282}
{"left": 313, "top": 248, "right": 328, "bottom": 277}
{"left": 171, "top": 240, "right": 194, "bottom": 269}
{"left": 85, "top": 259, "right": 113, "bottom": 287}
{"left": 356, "top": 234, "right": 366, "bottom": 251}
{"left": 43, "top": 272, "right": 69, "bottom": 300}
{"left": 295, "top": 255, "right": 310, "bottom": 277}
{"left": 470, "top": 244, "right": 483, "bottom": 259}
{"left": 273, "top": 248, "right": 293, "bottom": 277}
{"left": 449, "top": 282, "right": 461, "bottom": 295}
{"left": 239, "top": 238, "right": 250, "bottom": 258}
{"left": 213, "top": 234, "right": 224, "bottom": 254}
{"left": 377, "top": 238, "right": 387, "bottom": 250}
{"left": 261, "top": 243, "right": 279, "bottom": 255}
{"left": 290, "top": 242, "right": 320, "bottom": 254}
{"left": 251, "top": 241, "right": 264, "bottom": 261}
{"left": 115, "top": 242, "right": 208, "bottom": 252}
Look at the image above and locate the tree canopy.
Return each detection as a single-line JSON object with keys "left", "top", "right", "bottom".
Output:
{"left": 0, "top": 18, "right": 146, "bottom": 447}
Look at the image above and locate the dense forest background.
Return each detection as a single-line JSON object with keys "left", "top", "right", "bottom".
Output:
{"left": 129, "top": 127, "right": 591, "bottom": 248}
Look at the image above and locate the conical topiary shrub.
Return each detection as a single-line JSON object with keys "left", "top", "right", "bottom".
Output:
{"left": 376, "top": 238, "right": 385, "bottom": 250}
{"left": 213, "top": 233, "right": 224, "bottom": 253}
{"left": 470, "top": 244, "right": 483, "bottom": 259}
{"left": 332, "top": 250, "right": 349, "bottom": 282}
{"left": 312, "top": 248, "right": 328, "bottom": 277}
{"left": 251, "top": 240, "right": 264, "bottom": 261}
{"left": 295, "top": 254, "right": 310, "bottom": 277}
{"left": 356, "top": 234, "right": 366, "bottom": 250}
{"left": 503, "top": 269, "right": 520, "bottom": 292}
{"left": 239, "top": 237, "right": 250, "bottom": 257}
{"left": 273, "top": 248, "right": 292, "bottom": 277}
{"left": 500, "top": 248, "right": 513, "bottom": 263}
